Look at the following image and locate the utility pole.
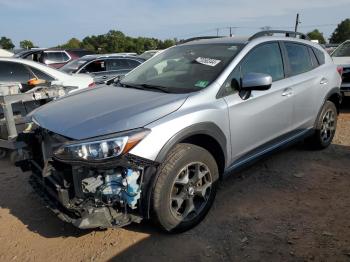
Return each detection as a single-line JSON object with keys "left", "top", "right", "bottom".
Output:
{"left": 216, "top": 28, "right": 219, "bottom": 37}
{"left": 229, "top": 27, "right": 232, "bottom": 37}
{"left": 294, "top": 13, "right": 300, "bottom": 32}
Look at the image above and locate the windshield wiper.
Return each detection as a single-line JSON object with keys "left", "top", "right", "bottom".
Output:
{"left": 121, "top": 82, "right": 170, "bottom": 93}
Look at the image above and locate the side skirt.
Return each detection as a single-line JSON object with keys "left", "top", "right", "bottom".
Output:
{"left": 223, "top": 128, "right": 314, "bottom": 177}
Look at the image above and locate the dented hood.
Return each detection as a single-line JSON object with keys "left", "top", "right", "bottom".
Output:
{"left": 31, "top": 85, "right": 188, "bottom": 140}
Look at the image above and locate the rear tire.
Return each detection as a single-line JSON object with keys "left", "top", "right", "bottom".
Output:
{"left": 307, "top": 101, "right": 337, "bottom": 149}
{"left": 152, "top": 143, "right": 219, "bottom": 233}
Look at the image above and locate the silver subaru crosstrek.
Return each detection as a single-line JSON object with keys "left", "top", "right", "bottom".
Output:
{"left": 17, "top": 31, "right": 342, "bottom": 233}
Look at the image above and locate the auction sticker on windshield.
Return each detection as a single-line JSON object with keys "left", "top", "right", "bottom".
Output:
{"left": 195, "top": 57, "right": 221, "bottom": 67}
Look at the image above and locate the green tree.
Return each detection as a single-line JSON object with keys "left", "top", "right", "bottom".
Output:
{"left": 159, "top": 39, "right": 176, "bottom": 49}
{"left": 0, "top": 36, "right": 14, "bottom": 50}
{"left": 307, "top": 29, "right": 326, "bottom": 44}
{"left": 330, "top": 19, "right": 350, "bottom": 44}
{"left": 58, "top": 38, "right": 81, "bottom": 49}
{"left": 20, "top": 40, "right": 35, "bottom": 49}
{"left": 60, "top": 30, "right": 176, "bottom": 54}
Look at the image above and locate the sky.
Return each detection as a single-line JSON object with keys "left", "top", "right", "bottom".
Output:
{"left": 0, "top": 0, "right": 350, "bottom": 48}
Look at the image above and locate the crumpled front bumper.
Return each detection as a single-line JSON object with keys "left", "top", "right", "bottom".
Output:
{"left": 16, "top": 128, "right": 159, "bottom": 229}
{"left": 29, "top": 174, "right": 139, "bottom": 229}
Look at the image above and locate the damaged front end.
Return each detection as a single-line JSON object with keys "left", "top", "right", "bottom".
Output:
{"left": 16, "top": 125, "right": 158, "bottom": 229}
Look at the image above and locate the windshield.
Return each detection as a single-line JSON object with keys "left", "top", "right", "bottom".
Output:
{"left": 121, "top": 43, "right": 243, "bottom": 93}
{"left": 60, "top": 58, "right": 89, "bottom": 73}
{"left": 332, "top": 42, "right": 350, "bottom": 57}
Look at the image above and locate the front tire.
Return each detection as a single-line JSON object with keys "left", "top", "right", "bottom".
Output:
{"left": 307, "top": 101, "right": 337, "bottom": 149}
{"left": 152, "top": 143, "right": 219, "bottom": 233}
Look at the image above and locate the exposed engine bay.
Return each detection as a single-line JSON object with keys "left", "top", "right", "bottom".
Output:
{"left": 16, "top": 126, "right": 157, "bottom": 229}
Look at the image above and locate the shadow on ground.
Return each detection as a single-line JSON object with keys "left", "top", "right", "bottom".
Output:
{"left": 109, "top": 143, "right": 350, "bottom": 261}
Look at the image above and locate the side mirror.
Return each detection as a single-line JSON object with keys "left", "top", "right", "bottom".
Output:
{"left": 27, "top": 78, "right": 46, "bottom": 86}
{"left": 239, "top": 73, "right": 272, "bottom": 100}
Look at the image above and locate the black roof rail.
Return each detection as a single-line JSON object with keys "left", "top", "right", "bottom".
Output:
{"left": 249, "top": 30, "right": 310, "bottom": 41}
{"left": 178, "top": 36, "right": 224, "bottom": 44}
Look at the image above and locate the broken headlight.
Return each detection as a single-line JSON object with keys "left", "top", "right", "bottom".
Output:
{"left": 54, "top": 129, "right": 150, "bottom": 161}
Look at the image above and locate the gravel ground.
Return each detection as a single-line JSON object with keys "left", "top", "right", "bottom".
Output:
{"left": 0, "top": 101, "right": 349, "bottom": 262}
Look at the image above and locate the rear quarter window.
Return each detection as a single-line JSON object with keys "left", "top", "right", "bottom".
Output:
{"left": 312, "top": 47, "right": 325, "bottom": 65}
{"left": 308, "top": 47, "right": 319, "bottom": 68}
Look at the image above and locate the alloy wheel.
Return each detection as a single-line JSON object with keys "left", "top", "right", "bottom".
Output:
{"left": 170, "top": 162, "right": 213, "bottom": 222}
{"left": 320, "top": 109, "right": 336, "bottom": 143}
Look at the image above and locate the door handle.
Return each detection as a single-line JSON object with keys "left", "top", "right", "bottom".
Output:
{"left": 320, "top": 78, "right": 328, "bottom": 85}
{"left": 282, "top": 88, "right": 293, "bottom": 97}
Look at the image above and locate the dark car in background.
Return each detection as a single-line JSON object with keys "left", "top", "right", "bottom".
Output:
{"left": 14, "top": 49, "right": 93, "bottom": 69}
{"left": 60, "top": 54, "right": 145, "bottom": 83}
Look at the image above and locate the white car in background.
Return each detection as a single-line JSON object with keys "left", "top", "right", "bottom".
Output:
{"left": 0, "top": 57, "right": 95, "bottom": 93}
{"left": 0, "top": 48, "right": 13, "bottom": 57}
{"left": 331, "top": 40, "right": 350, "bottom": 96}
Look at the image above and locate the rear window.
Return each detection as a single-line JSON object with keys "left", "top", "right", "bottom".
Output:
{"left": 285, "top": 43, "right": 313, "bottom": 76}
{"left": 60, "top": 58, "right": 89, "bottom": 73}
{"left": 44, "top": 52, "right": 69, "bottom": 63}
{"left": 331, "top": 42, "right": 350, "bottom": 57}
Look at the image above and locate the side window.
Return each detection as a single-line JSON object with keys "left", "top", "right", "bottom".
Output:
{"left": 44, "top": 52, "right": 69, "bottom": 63}
{"left": 61, "top": 52, "right": 70, "bottom": 62}
{"left": 106, "top": 59, "right": 130, "bottom": 71}
{"left": 308, "top": 47, "right": 319, "bottom": 68}
{"left": 241, "top": 42, "right": 284, "bottom": 81}
{"left": 127, "top": 59, "right": 141, "bottom": 69}
{"left": 0, "top": 62, "right": 11, "bottom": 80}
{"left": 29, "top": 67, "right": 55, "bottom": 81}
{"left": 0, "top": 62, "right": 33, "bottom": 83}
{"left": 285, "top": 43, "right": 313, "bottom": 76}
{"left": 84, "top": 60, "right": 106, "bottom": 73}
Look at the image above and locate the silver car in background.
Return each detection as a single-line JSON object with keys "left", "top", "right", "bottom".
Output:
{"left": 331, "top": 40, "right": 350, "bottom": 96}
{"left": 17, "top": 31, "right": 342, "bottom": 233}
{"left": 60, "top": 54, "right": 145, "bottom": 83}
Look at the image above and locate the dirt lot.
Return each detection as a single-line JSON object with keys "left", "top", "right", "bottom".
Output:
{"left": 0, "top": 101, "right": 350, "bottom": 262}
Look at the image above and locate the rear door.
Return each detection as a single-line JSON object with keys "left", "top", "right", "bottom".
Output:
{"left": 104, "top": 58, "right": 133, "bottom": 79}
{"left": 282, "top": 42, "right": 324, "bottom": 130}
{"left": 223, "top": 42, "right": 294, "bottom": 163}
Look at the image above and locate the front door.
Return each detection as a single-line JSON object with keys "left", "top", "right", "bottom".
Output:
{"left": 223, "top": 42, "right": 294, "bottom": 164}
